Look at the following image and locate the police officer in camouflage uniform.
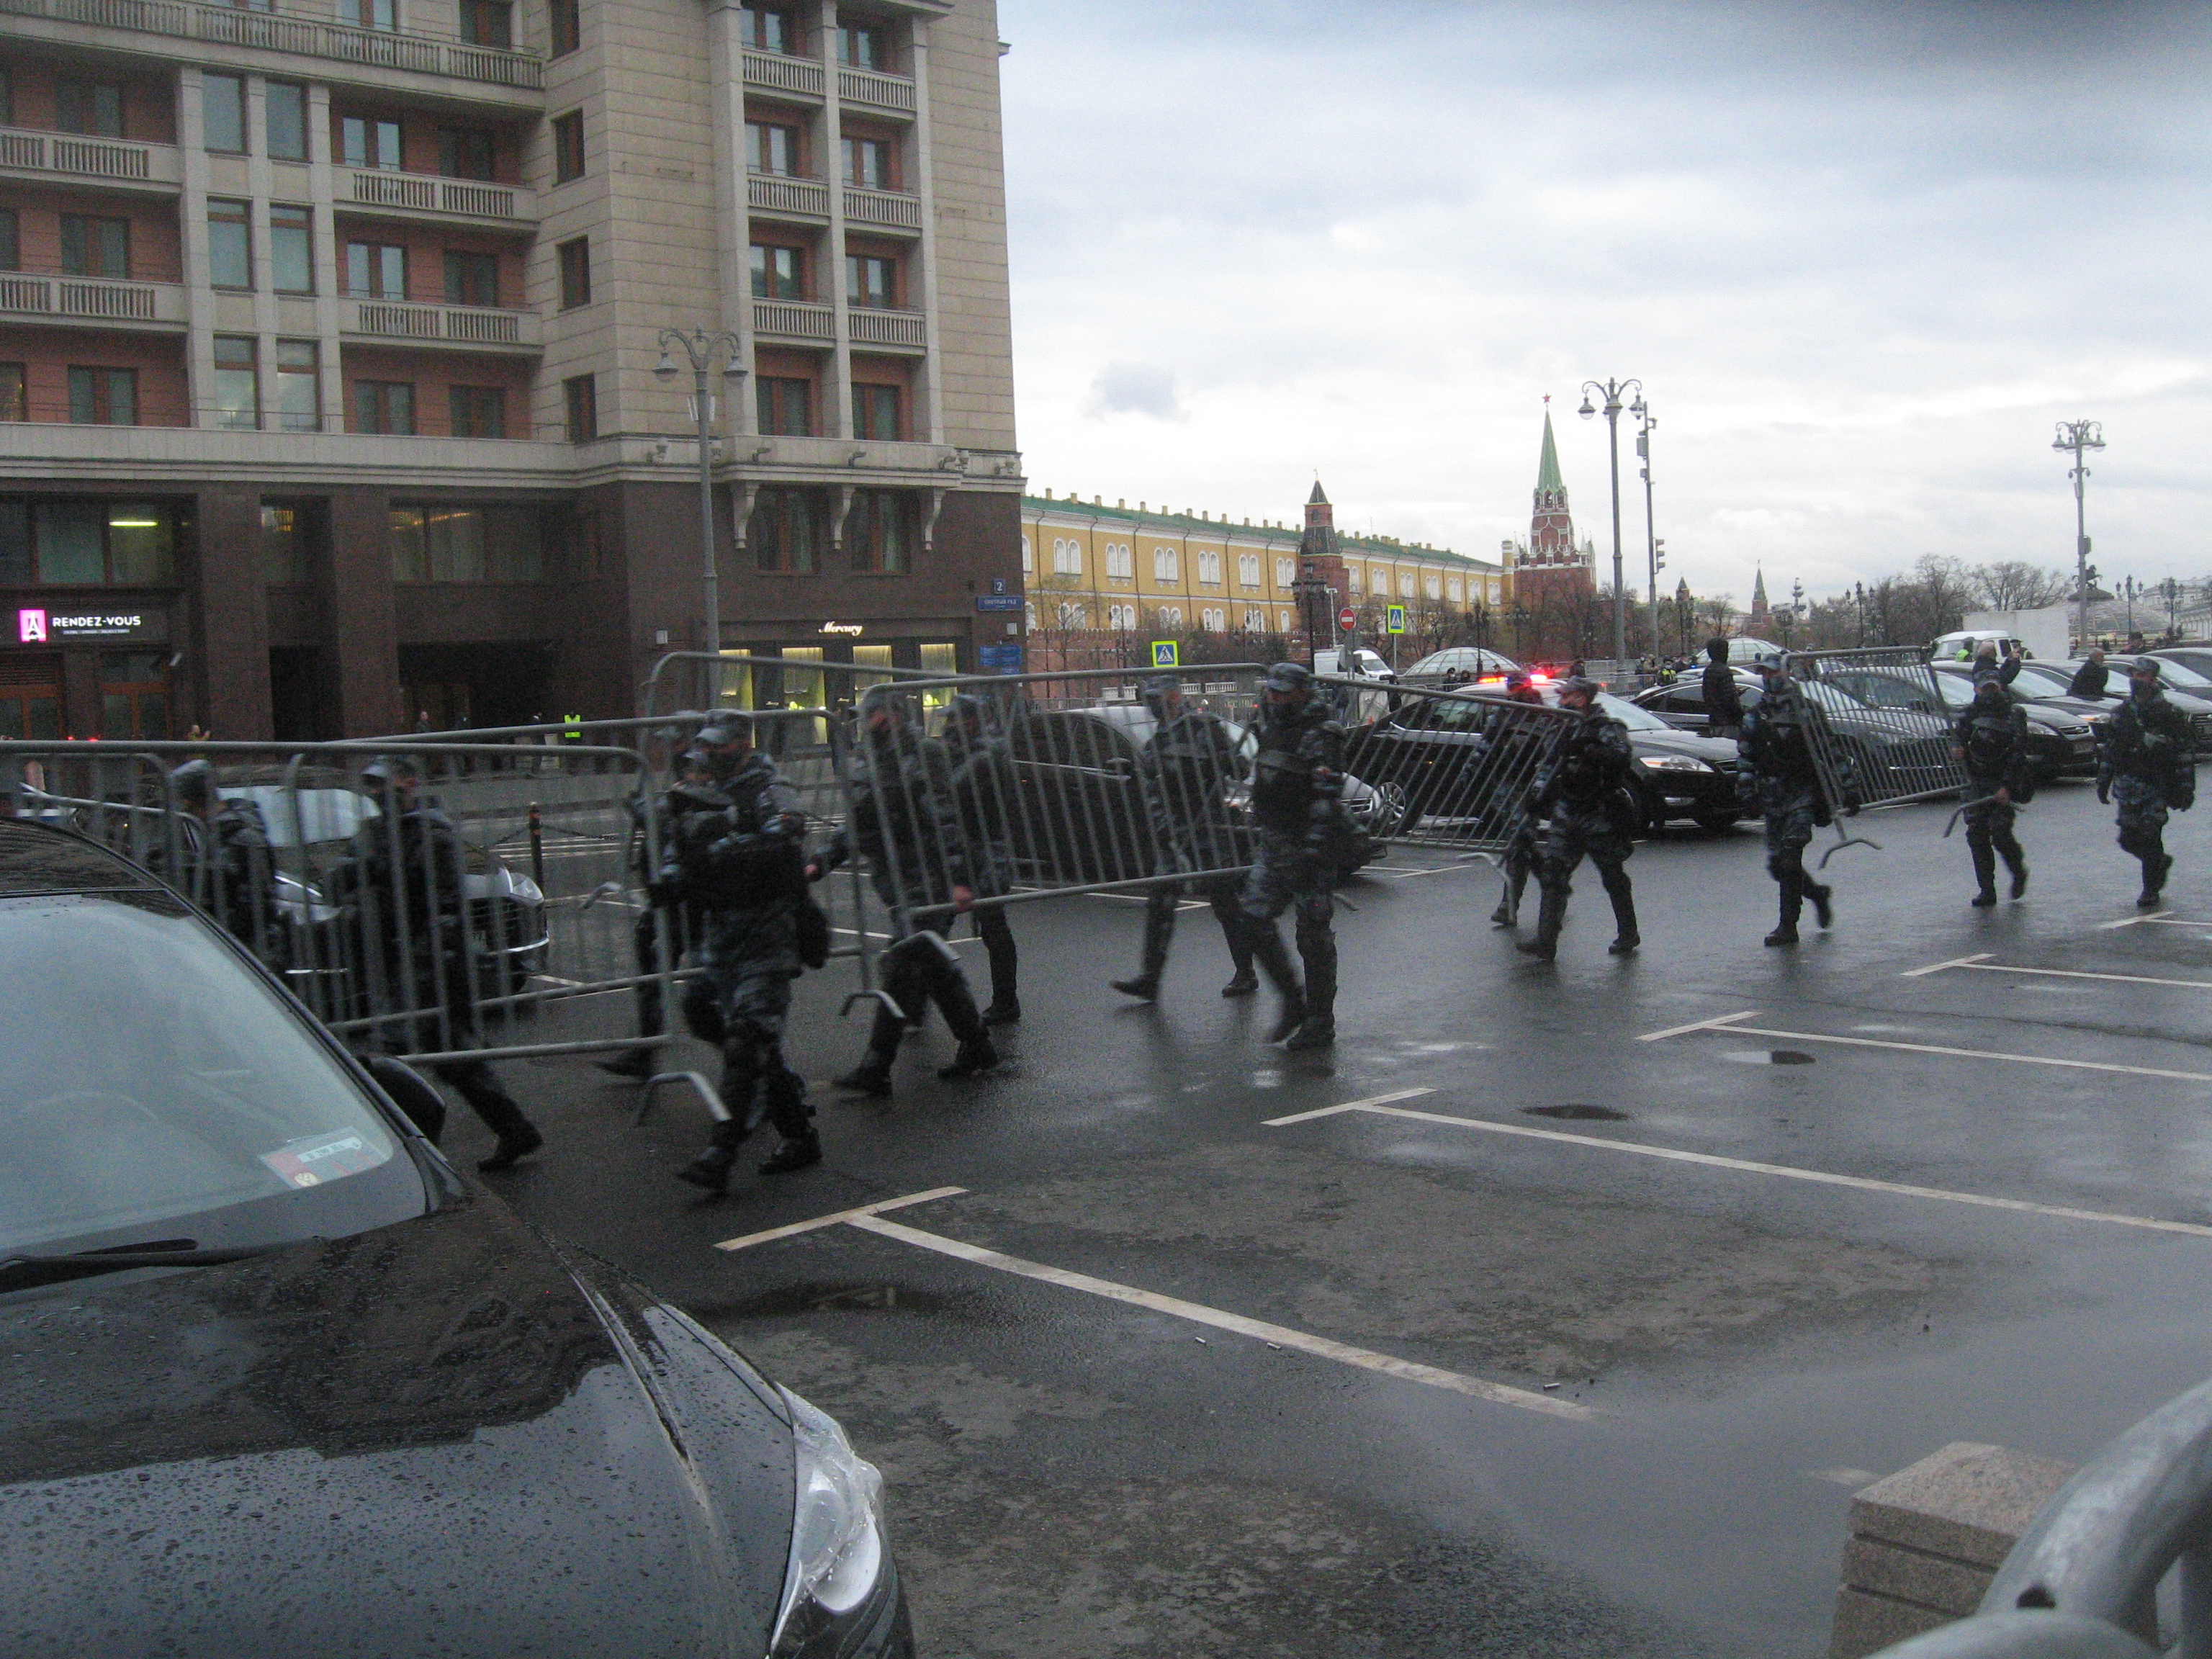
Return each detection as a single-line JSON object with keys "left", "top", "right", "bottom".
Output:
{"left": 811, "top": 684, "right": 997, "bottom": 1095}
{"left": 600, "top": 732, "right": 717, "bottom": 1081}
{"left": 1489, "top": 670, "right": 1547, "bottom": 929}
{"left": 2099, "top": 657, "right": 2196, "bottom": 908}
{"left": 163, "top": 759, "right": 276, "bottom": 950}
{"left": 1112, "top": 673, "right": 1256, "bottom": 1001}
{"left": 669, "top": 721, "right": 820, "bottom": 1192}
{"left": 1238, "top": 662, "right": 1349, "bottom": 1051}
{"left": 1516, "top": 677, "right": 1639, "bottom": 960}
{"left": 944, "top": 693, "right": 1022, "bottom": 1024}
{"left": 1737, "top": 663, "right": 1851, "bottom": 946}
{"left": 1951, "top": 678, "right": 2031, "bottom": 907}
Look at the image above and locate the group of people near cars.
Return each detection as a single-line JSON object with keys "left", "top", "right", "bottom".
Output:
{"left": 99, "top": 628, "right": 2198, "bottom": 1199}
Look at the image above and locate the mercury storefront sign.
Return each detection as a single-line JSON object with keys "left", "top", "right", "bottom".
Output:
{"left": 17, "top": 607, "right": 170, "bottom": 644}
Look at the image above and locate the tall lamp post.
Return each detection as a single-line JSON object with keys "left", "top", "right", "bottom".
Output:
{"left": 655, "top": 326, "right": 747, "bottom": 701}
{"left": 1579, "top": 377, "right": 1642, "bottom": 668}
{"left": 1290, "top": 559, "right": 1333, "bottom": 665}
{"left": 2053, "top": 419, "right": 2105, "bottom": 655}
{"left": 1634, "top": 397, "right": 1660, "bottom": 658}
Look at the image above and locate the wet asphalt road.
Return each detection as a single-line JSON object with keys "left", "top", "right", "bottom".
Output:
{"left": 469, "top": 776, "right": 2212, "bottom": 1658}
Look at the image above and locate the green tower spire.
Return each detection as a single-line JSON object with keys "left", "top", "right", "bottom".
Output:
{"left": 1536, "top": 410, "right": 1565, "bottom": 499}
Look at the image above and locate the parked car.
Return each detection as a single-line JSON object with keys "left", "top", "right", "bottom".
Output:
{"left": 1402, "top": 646, "right": 1521, "bottom": 680}
{"left": 1313, "top": 647, "right": 1398, "bottom": 682}
{"left": 1824, "top": 662, "right": 2100, "bottom": 781}
{"left": 1000, "top": 706, "right": 1397, "bottom": 886}
{"left": 1632, "top": 672, "right": 1959, "bottom": 795}
{"left": 2038, "top": 658, "right": 2212, "bottom": 754}
{"left": 2148, "top": 647, "right": 2212, "bottom": 682}
{"left": 0, "top": 817, "right": 914, "bottom": 1659}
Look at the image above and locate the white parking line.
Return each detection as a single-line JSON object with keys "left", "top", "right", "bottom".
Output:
{"left": 1640, "top": 1011, "right": 2212, "bottom": 1084}
{"left": 1265, "top": 1087, "right": 1437, "bottom": 1126}
{"left": 1905, "top": 955, "right": 2212, "bottom": 991}
{"left": 714, "top": 1185, "right": 968, "bottom": 1251}
{"left": 2100, "top": 911, "right": 2173, "bottom": 930}
{"left": 1269, "top": 1102, "right": 2212, "bottom": 1241}
{"left": 1370, "top": 863, "right": 1481, "bottom": 880}
{"left": 844, "top": 1213, "right": 1593, "bottom": 1421}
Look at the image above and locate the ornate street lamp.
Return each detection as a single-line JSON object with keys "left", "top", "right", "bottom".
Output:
{"left": 1634, "top": 397, "right": 1660, "bottom": 658}
{"left": 656, "top": 326, "right": 748, "bottom": 699}
{"left": 1580, "top": 376, "right": 1642, "bottom": 667}
{"left": 2052, "top": 419, "right": 2105, "bottom": 653}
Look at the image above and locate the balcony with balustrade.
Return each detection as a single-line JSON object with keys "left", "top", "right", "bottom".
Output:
{"left": 339, "top": 168, "right": 536, "bottom": 228}
{"left": 0, "top": 271, "right": 186, "bottom": 329}
{"left": 341, "top": 296, "right": 539, "bottom": 351}
{"left": 0, "top": 124, "right": 181, "bottom": 197}
{"left": 746, "top": 171, "right": 830, "bottom": 223}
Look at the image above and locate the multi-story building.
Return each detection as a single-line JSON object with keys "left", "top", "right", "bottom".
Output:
{"left": 1019, "top": 481, "right": 1506, "bottom": 669}
{"left": 0, "top": 0, "right": 1021, "bottom": 741}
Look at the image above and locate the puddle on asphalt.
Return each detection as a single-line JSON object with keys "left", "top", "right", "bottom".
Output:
{"left": 702, "top": 1281, "right": 1024, "bottom": 1327}
{"left": 1523, "top": 1104, "right": 1632, "bottom": 1121}
{"left": 1721, "top": 1050, "right": 1817, "bottom": 1066}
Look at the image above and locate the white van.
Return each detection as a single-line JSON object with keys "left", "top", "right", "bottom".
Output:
{"left": 1313, "top": 647, "right": 1398, "bottom": 681}
{"left": 1930, "top": 629, "right": 2027, "bottom": 662}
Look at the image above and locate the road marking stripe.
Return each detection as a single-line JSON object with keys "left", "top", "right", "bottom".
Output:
{"left": 1907, "top": 958, "right": 2212, "bottom": 991}
{"left": 1648, "top": 1017, "right": 2212, "bottom": 1084}
{"left": 1899, "top": 953, "right": 1996, "bottom": 979}
{"left": 2099, "top": 911, "right": 2173, "bottom": 930}
{"left": 1264, "top": 1087, "right": 1437, "bottom": 1126}
{"left": 1278, "top": 1104, "right": 2212, "bottom": 1240}
{"left": 1371, "top": 863, "right": 1478, "bottom": 879}
{"left": 1636, "top": 1010, "right": 1760, "bottom": 1043}
{"left": 714, "top": 1186, "right": 967, "bottom": 1251}
{"left": 843, "top": 1212, "right": 1593, "bottom": 1420}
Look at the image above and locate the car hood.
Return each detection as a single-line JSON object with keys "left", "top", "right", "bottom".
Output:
{"left": 1631, "top": 727, "right": 1737, "bottom": 762}
{"left": 0, "top": 1194, "right": 793, "bottom": 1659}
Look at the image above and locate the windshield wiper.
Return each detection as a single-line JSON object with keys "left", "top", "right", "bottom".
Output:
{"left": 0, "top": 1240, "right": 289, "bottom": 1295}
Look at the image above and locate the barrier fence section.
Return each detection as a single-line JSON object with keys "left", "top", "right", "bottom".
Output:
{"left": 0, "top": 738, "right": 660, "bottom": 1067}
{"left": 1784, "top": 647, "right": 1969, "bottom": 813}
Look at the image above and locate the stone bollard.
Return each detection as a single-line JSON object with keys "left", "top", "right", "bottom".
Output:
{"left": 1828, "top": 1442, "right": 2079, "bottom": 1659}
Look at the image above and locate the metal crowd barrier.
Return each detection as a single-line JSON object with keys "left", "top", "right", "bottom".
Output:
{"left": 0, "top": 738, "right": 659, "bottom": 1067}
{"left": 1785, "top": 647, "right": 1970, "bottom": 811}
{"left": 1867, "top": 1371, "right": 2212, "bottom": 1658}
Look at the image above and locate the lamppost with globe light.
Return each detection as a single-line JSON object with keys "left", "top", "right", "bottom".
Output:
{"left": 1579, "top": 376, "right": 1642, "bottom": 669}
{"left": 2053, "top": 419, "right": 2105, "bottom": 654}
{"left": 655, "top": 326, "right": 747, "bottom": 698}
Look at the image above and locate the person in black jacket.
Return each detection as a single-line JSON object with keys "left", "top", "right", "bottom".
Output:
{"left": 2099, "top": 659, "right": 2197, "bottom": 907}
{"left": 2068, "top": 649, "right": 2111, "bottom": 701}
{"left": 1237, "top": 662, "right": 1350, "bottom": 1051}
{"left": 1517, "top": 678, "right": 1638, "bottom": 961}
{"left": 943, "top": 693, "right": 1020, "bottom": 1025}
{"left": 1701, "top": 638, "right": 1743, "bottom": 736}
{"left": 1489, "top": 671, "right": 1550, "bottom": 929}
{"left": 1950, "top": 678, "right": 2031, "bottom": 907}
{"left": 1736, "top": 665, "right": 1854, "bottom": 945}
{"left": 161, "top": 760, "right": 276, "bottom": 952}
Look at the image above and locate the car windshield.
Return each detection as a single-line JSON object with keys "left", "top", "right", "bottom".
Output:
{"left": 0, "top": 890, "right": 428, "bottom": 1263}
{"left": 1596, "top": 693, "right": 1670, "bottom": 732}
{"left": 2147, "top": 659, "right": 2212, "bottom": 688}
{"left": 220, "top": 786, "right": 379, "bottom": 849}
{"left": 2014, "top": 662, "right": 2077, "bottom": 692}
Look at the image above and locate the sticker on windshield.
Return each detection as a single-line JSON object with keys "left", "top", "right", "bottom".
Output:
{"left": 260, "top": 1130, "right": 385, "bottom": 1188}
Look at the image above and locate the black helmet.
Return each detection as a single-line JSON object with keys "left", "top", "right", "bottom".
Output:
{"left": 1973, "top": 677, "right": 2008, "bottom": 704}
{"left": 858, "top": 683, "right": 914, "bottom": 724}
{"left": 693, "top": 716, "right": 747, "bottom": 750}
{"left": 1264, "top": 662, "right": 1312, "bottom": 694}
{"left": 1138, "top": 673, "right": 1183, "bottom": 716}
{"left": 170, "top": 757, "right": 216, "bottom": 810}
{"left": 1504, "top": 670, "right": 1531, "bottom": 691}
{"left": 361, "top": 754, "right": 423, "bottom": 788}
{"left": 948, "top": 692, "right": 992, "bottom": 732}
{"left": 1558, "top": 675, "right": 1601, "bottom": 704}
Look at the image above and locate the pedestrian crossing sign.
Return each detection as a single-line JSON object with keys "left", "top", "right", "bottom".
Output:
{"left": 1385, "top": 606, "right": 1407, "bottom": 634}
{"left": 1151, "top": 640, "right": 1179, "bottom": 668}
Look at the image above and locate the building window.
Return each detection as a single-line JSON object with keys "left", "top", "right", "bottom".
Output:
{"left": 98, "top": 652, "right": 170, "bottom": 739}
{"left": 1275, "top": 557, "right": 1294, "bottom": 588}
{"left": 345, "top": 240, "right": 405, "bottom": 297}
{"left": 1424, "top": 572, "right": 1442, "bottom": 600}
{"left": 459, "top": 0, "right": 512, "bottom": 47}
{"left": 0, "top": 210, "right": 17, "bottom": 271}
{"left": 68, "top": 367, "right": 136, "bottom": 425}
{"left": 13, "top": 500, "right": 165, "bottom": 582}
{"left": 354, "top": 379, "right": 414, "bottom": 434}
{"left": 261, "top": 503, "right": 310, "bottom": 583}
{"left": 1105, "top": 541, "right": 1133, "bottom": 579}
{"left": 449, "top": 384, "right": 505, "bottom": 438}
{"left": 391, "top": 504, "right": 544, "bottom": 583}
{"left": 1238, "top": 552, "right": 1259, "bottom": 588}
{"left": 1156, "top": 606, "right": 1182, "bottom": 629}
{"left": 205, "top": 199, "right": 251, "bottom": 288}
{"left": 549, "top": 0, "right": 580, "bottom": 55}
{"left": 270, "top": 204, "right": 313, "bottom": 293}
{"left": 747, "top": 120, "right": 801, "bottom": 176}
{"left": 756, "top": 377, "right": 811, "bottom": 436}
{"left": 557, "top": 237, "right": 590, "bottom": 308}
{"left": 837, "top": 22, "right": 885, "bottom": 67}
{"left": 1241, "top": 608, "right": 1266, "bottom": 631}
{"left": 1196, "top": 549, "right": 1222, "bottom": 585}
{"left": 1400, "top": 571, "right": 1416, "bottom": 598}
{"left": 1200, "top": 608, "right": 1225, "bottom": 632}
{"left": 845, "top": 252, "right": 895, "bottom": 308}
{"left": 750, "top": 486, "right": 819, "bottom": 573}
{"left": 853, "top": 382, "right": 899, "bottom": 441}
{"left": 1054, "top": 603, "right": 1087, "bottom": 629}
{"left": 444, "top": 250, "right": 498, "bottom": 306}
{"left": 846, "top": 489, "right": 909, "bottom": 575}
{"left": 1447, "top": 576, "right": 1463, "bottom": 603}
{"left": 266, "top": 82, "right": 308, "bottom": 160}
{"left": 60, "top": 214, "right": 129, "bottom": 279}
{"left": 551, "top": 112, "right": 585, "bottom": 182}
{"left": 1051, "top": 537, "right": 1080, "bottom": 577}
{"left": 0, "top": 363, "right": 20, "bottom": 421}
{"left": 1346, "top": 567, "right": 1362, "bottom": 593}
{"left": 1107, "top": 603, "right": 1136, "bottom": 631}
{"left": 212, "top": 335, "right": 258, "bottom": 429}
{"left": 842, "top": 135, "right": 892, "bottom": 188}
{"left": 750, "top": 243, "right": 804, "bottom": 300}
{"left": 0, "top": 66, "right": 12, "bottom": 127}
{"left": 439, "top": 125, "right": 497, "bottom": 180}
{"left": 341, "top": 0, "right": 397, "bottom": 30}
{"left": 1151, "top": 545, "right": 1178, "bottom": 582}
{"left": 55, "top": 80, "right": 123, "bottom": 138}
{"left": 204, "top": 73, "right": 246, "bottom": 153}
{"left": 1279, "top": 610, "right": 1292, "bottom": 631}
{"left": 275, "top": 340, "right": 319, "bottom": 431}
{"left": 1019, "top": 534, "right": 1031, "bottom": 575}
{"left": 563, "top": 374, "right": 595, "bottom": 442}
{"left": 341, "top": 115, "right": 402, "bottom": 170}
{"left": 742, "top": 4, "right": 793, "bottom": 53}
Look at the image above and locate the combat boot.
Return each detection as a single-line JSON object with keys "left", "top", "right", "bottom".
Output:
{"left": 674, "top": 1144, "right": 737, "bottom": 1192}
{"left": 1245, "top": 926, "right": 1306, "bottom": 1040}
{"left": 981, "top": 999, "right": 1022, "bottom": 1026}
{"left": 2008, "top": 857, "right": 2029, "bottom": 900}
{"left": 757, "top": 1132, "right": 822, "bottom": 1175}
{"left": 1971, "top": 843, "right": 1998, "bottom": 908}
{"left": 1604, "top": 875, "right": 1640, "bottom": 955}
{"left": 1516, "top": 884, "right": 1565, "bottom": 962}
{"left": 1765, "top": 878, "right": 1800, "bottom": 946}
{"left": 1220, "top": 968, "right": 1258, "bottom": 997}
{"left": 1808, "top": 881, "right": 1835, "bottom": 929}
{"left": 937, "top": 1036, "right": 1001, "bottom": 1080}
{"left": 1285, "top": 932, "right": 1335, "bottom": 1050}
{"left": 2139, "top": 853, "right": 2172, "bottom": 909}
{"left": 1110, "top": 974, "right": 1161, "bottom": 1002}
{"left": 1490, "top": 868, "right": 1527, "bottom": 929}
{"left": 596, "top": 1048, "right": 657, "bottom": 1081}
{"left": 1112, "top": 924, "right": 1171, "bottom": 1002}
{"left": 834, "top": 1050, "right": 895, "bottom": 1097}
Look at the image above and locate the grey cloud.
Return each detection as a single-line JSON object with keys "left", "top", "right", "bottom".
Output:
{"left": 1085, "top": 361, "right": 1188, "bottom": 421}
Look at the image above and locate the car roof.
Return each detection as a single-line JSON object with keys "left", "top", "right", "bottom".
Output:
{"left": 0, "top": 819, "right": 160, "bottom": 895}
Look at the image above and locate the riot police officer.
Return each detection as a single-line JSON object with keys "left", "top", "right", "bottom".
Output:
{"left": 1951, "top": 678, "right": 2031, "bottom": 907}
{"left": 328, "top": 755, "right": 543, "bottom": 1172}
{"left": 1516, "top": 677, "right": 1638, "bottom": 960}
{"left": 600, "top": 729, "right": 716, "bottom": 1081}
{"left": 2099, "top": 657, "right": 2195, "bottom": 907}
{"left": 1238, "top": 661, "right": 1350, "bottom": 1051}
{"left": 1112, "top": 673, "right": 1256, "bottom": 1001}
{"left": 163, "top": 759, "right": 276, "bottom": 952}
{"left": 944, "top": 693, "right": 1021, "bottom": 1025}
{"left": 1489, "top": 670, "right": 1547, "bottom": 930}
{"left": 668, "top": 721, "right": 821, "bottom": 1192}
{"left": 1737, "top": 663, "right": 1851, "bottom": 946}
{"left": 811, "top": 684, "right": 997, "bottom": 1095}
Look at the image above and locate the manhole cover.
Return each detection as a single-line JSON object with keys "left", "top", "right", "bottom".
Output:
{"left": 1721, "top": 1050, "right": 1817, "bottom": 1066}
{"left": 1523, "top": 1104, "right": 1630, "bottom": 1121}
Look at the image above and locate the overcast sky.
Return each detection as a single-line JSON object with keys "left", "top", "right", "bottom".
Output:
{"left": 996, "top": 0, "right": 2212, "bottom": 610}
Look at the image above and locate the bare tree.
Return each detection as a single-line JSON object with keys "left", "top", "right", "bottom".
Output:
{"left": 1975, "top": 560, "right": 2070, "bottom": 611}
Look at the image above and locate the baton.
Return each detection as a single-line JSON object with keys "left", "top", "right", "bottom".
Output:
{"left": 1942, "top": 794, "right": 2023, "bottom": 839}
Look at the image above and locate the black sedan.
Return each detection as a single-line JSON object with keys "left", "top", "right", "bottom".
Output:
{"left": 1817, "top": 662, "right": 2100, "bottom": 781}
{"left": 1635, "top": 672, "right": 1956, "bottom": 793}
{"left": 0, "top": 819, "right": 912, "bottom": 1659}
